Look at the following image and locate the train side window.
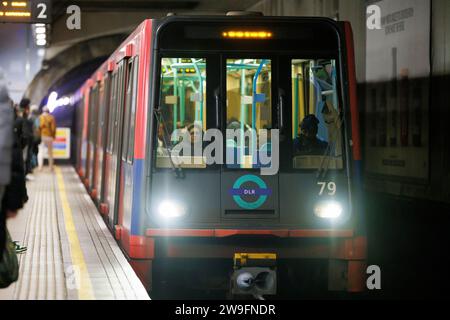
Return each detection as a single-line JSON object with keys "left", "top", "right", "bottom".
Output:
{"left": 107, "top": 71, "right": 118, "bottom": 153}
{"left": 127, "top": 57, "right": 139, "bottom": 163}
{"left": 89, "top": 85, "right": 99, "bottom": 145}
{"left": 98, "top": 79, "right": 104, "bottom": 136}
{"left": 155, "top": 57, "right": 207, "bottom": 169}
{"left": 113, "top": 62, "right": 126, "bottom": 155}
{"left": 87, "top": 87, "right": 93, "bottom": 144}
{"left": 122, "top": 59, "right": 134, "bottom": 161}
{"left": 291, "top": 59, "right": 343, "bottom": 169}
{"left": 99, "top": 75, "right": 110, "bottom": 144}
{"left": 225, "top": 58, "right": 272, "bottom": 169}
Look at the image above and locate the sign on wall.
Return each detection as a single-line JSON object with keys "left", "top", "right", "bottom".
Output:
{"left": 365, "top": 0, "right": 430, "bottom": 180}
{"left": 42, "top": 128, "right": 71, "bottom": 160}
{"left": 0, "top": 0, "right": 52, "bottom": 24}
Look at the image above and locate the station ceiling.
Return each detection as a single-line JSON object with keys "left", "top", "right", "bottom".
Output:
{"left": 51, "top": 0, "right": 262, "bottom": 20}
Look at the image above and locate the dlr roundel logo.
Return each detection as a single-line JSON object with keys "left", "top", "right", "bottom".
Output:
{"left": 228, "top": 175, "right": 272, "bottom": 210}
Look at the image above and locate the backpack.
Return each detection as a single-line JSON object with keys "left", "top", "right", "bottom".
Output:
{"left": 39, "top": 114, "right": 55, "bottom": 138}
{"left": 0, "top": 230, "right": 19, "bottom": 288}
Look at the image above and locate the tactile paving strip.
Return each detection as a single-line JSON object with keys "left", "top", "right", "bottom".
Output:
{"left": 0, "top": 166, "right": 149, "bottom": 300}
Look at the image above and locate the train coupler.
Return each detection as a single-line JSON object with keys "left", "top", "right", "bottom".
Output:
{"left": 231, "top": 253, "right": 277, "bottom": 300}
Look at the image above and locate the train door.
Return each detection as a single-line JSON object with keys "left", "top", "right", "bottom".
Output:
{"left": 81, "top": 92, "right": 90, "bottom": 178}
{"left": 117, "top": 57, "right": 139, "bottom": 236}
{"left": 88, "top": 83, "right": 99, "bottom": 192}
{"left": 220, "top": 56, "right": 280, "bottom": 220}
{"left": 107, "top": 59, "right": 129, "bottom": 227}
{"left": 102, "top": 71, "right": 118, "bottom": 221}
{"left": 76, "top": 96, "right": 85, "bottom": 174}
{"left": 96, "top": 74, "right": 111, "bottom": 204}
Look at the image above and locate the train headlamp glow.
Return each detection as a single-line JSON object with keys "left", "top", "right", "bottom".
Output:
{"left": 314, "top": 201, "right": 343, "bottom": 219}
{"left": 222, "top": 31, "right": 273, "bottom": 39}
{"left": 157, "top": 200, "right": 186, "bottom": 219}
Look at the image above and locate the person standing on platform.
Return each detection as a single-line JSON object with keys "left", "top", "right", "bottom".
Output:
{"left": 0, "top": 74, "right": 14, "bottom": 257}
{"left": 38, "top": 106, "right": 56, "bottom": 172}
{"left": 28, "top": 105, "right": 41, "bottom": 173}
{"left": 19, "top": 99, "right": 35, "bottom": 180}
{"left": 1, "top": 98, "right": 29, "bottom": 260}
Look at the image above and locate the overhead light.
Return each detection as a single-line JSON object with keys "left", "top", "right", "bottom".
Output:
{"left": 35, "top": 26, "right": 46, "bottom": 34}
{"left": 4, "top": 11, "right": 30, "bottom": 17}
{"left": 35, "top": 23, "right": 45, "bottom": 27}
{"left": 36, "top": 39, "right": 46, "bottom": 46}
{"left": 11, "top": 2, "right": 26, "bottom": 7}
{"left": 314, "top": 201, "right": 343, "bottom": 219}
{"left": 36, "top": 33, "right": 46, "bottom": 40}
{"left": 37, "top": 49, "right": 45, "bottom": 57}
{"left": 222, "top": 30, "right": 273, "bottom": 39}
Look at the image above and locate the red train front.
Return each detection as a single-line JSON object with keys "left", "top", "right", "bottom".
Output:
{"left": 75, "top": 15, "right": 366, "bottom": 299}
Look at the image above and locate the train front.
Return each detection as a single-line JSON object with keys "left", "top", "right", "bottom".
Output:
{"left": 144, "top": 15, "right": 366, "bottom": 298}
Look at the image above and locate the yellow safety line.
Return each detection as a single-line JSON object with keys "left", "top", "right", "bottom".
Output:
{"left": 55, "top": 166, "right": 95, "bottom": 300}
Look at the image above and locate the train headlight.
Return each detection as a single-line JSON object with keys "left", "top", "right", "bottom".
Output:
{"left": 158, "top": 200, "right": 186, "bottom": 219}
{"left": 314, "top": 201, "right": 343, "bottom": 219}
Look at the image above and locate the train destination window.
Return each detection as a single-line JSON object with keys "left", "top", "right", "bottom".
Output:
{"left": 156, "top": 57, "right": 207, "bottom": 169}
{"left": 291, "top": 59, "right": 343, "bottom": 169}
{"left": 225, "top": 58, "right": 272, "bottom": 169}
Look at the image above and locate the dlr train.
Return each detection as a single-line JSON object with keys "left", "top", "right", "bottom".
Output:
{"left": 74, "top": 13, "right": 366, "bottom": 299}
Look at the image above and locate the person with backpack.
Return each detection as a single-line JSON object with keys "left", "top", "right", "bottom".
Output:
{"left": 0, "top": 72, "right": 26, "bottom": 287}
{"left": 0, "top": 75, "right": 13, "bottom": 259}
{"left": 38, "top": 106, "right": 56, "bottom": 172}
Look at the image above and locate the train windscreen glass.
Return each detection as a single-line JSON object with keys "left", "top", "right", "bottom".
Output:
{"left": 156, "top": 57, "right": 207, "bottom": 169}
{"left": 291, "top": 59, "right": 343, "bottom": 170}
{"left": 225, "top": 58, "right": 272, "bottom": 169}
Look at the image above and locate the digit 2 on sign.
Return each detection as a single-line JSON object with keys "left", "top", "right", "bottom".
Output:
{"left": 37, "top": 2, "right": 47, "bottom": 19}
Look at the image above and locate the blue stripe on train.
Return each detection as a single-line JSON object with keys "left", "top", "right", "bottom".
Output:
{"left": 130, "top": 158, "right": 144, "bottom": 235}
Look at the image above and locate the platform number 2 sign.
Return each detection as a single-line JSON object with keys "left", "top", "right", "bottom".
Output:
{"left": 31, "top": 0, "right": 52, "bottom": 23}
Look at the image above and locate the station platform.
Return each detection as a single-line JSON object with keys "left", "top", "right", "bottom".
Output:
{"left": 0, "top": 166, "right": 150, "bottom": 300}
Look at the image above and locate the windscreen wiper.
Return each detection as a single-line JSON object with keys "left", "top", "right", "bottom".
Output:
{"left": 316, "top": 108, "right": 343, "bottom": 180}
{"left": 317, "top": 140, "right": 335, "bottom": 180}
{"left": 154, "top": 107, "right": 185, "bottom": 179}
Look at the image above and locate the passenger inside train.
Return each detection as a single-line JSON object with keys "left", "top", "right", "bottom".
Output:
{"left": 291, "top": 59, "right": 343, "bottom": 169}
{"left": 225, "top": 58, "right": 272, "bottom": 168}
{"left": 293, "top": 114, "right": 328, "bottom": 155}
{"left": 156, "top": 57, "right": 207, "bottom": 167}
